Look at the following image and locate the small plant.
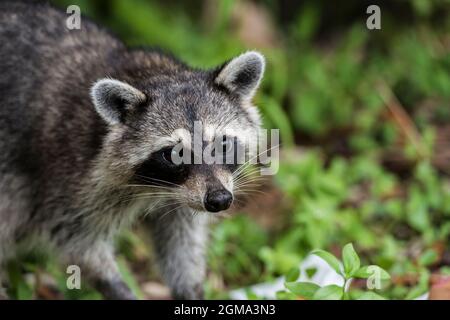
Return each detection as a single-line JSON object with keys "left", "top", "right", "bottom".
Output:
{"left": 282, "top": 243, "right": 390, "bottom": 300}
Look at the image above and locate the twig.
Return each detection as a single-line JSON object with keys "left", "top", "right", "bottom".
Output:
{"left": 377, "top": 81, "right": 427, "bottom": 159}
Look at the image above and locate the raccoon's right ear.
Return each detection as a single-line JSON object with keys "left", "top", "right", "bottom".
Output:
{"left": 90, "top": 78, "right": 147, "bottom": 125}
{"left": 213, "top": 51, "right": 265, "bottom": 101}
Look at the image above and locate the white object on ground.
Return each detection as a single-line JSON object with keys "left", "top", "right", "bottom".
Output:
{"left": 229, "top": 255, "right": 429, "bottom": 300}
{"left": 229, "top": 255, "right": 343, "bottom": 300}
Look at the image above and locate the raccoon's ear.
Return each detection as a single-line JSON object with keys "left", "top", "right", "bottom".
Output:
{"left": 214, "top": 51, "right": 265, "bottom": 100}
{"left": 90, "top": 78, "right": 147, "bottom": 125}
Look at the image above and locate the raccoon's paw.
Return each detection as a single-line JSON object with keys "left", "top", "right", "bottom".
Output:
{"left": 0, "top": 287, "right": 9, "bottom": 300}
{"left": 172, "top": 284, "right": 204, "bottom": 300}
{"left": 94, "top": 279, "right": 137, "bottom": 300}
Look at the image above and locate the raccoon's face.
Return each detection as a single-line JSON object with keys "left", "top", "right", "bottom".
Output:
{"left": 90, "top": 52, "right": 265, "bottom": 213}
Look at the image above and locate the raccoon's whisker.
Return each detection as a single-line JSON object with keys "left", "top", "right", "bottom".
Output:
{"left": 235, "top": 188, "right": 268, "bottom": 196}
{"left": 237, "top": 165, "right": 264, "bottom": 174}
{"left": 127, "top": 191, "right": 179, "bottom": 197}
{"left": 234, "top": 184, "right": 262, "bottom": 191}
{"left": 144, "top": 200, "right": 185, "bottom": 218}
{"left": 133, "top": 183, "right": 179, "bottom": 191}
{"left": 133, "top": 175, "right": 183, "bottom": 188}
{"left": 234, "top": 175, "right": 267, "bottom": 184}
{"left": 119, "top": 195, "right": 178, "bottom": 203}
{"left": 158, "top": 204, "right": 186, "bottom": 221}
{"left": 148, "top": 198, "right": 184, "bottom": 212}
{"left": 143, "top": 199, "right": 164, "bottom": 217}
{"left": 236, "top": 167, "right": 261, "bottom": 176}
{"left": 232, "top": 144, "right": 280, "bottom": 178}
{"left": 233, "top": 174, "right": 265, "bottom": 186}
{"left": 233, "top": 164, "right": 261, "bottom": 179}
{"left": 233, "top": 168, "right": 261, "bottom": 182}
{"left": 235, "top": 164, "right": 262, "bottom": 174}
{"left": 116, "top": 192, "right": 178, "bottom": 202}
{"left": 234, "top": 176, "right": 260, "bottom": 186}
{"left": 235, "top": 181, "right": 264, "bottom": 188}
{"left": 124, "top": 184, "right": 180, "bottom": 191}
{"left": 234, "top": 183, "right": 262, "bottom": 190}
{"left": 235, "top": 186, "right": 261, "bottom": 192}
{"left": 234, "top": 177, "right": 266, "bottom": 187}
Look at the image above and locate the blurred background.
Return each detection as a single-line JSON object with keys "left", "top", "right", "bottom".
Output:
{"left": 9, "top": 0, "right": 450, "bottom": 299}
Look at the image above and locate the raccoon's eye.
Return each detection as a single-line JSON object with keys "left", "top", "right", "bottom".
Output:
{"left": 161, "top": 147, "right": 182, "bottom": 165}
{"left": 222, "top": 137, "right": 234, "bottom": 154}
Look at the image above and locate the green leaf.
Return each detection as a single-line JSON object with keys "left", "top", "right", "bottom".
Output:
{"left": 405, "top": 285, "right": 428, "bottom": 300}
{"left": 313, "top": 285, "right": 344, "bottom": 300}
{"left": 405, "top": 271, "right": 430, "bottom": 300}
{"left": 354, "top": 265, "right": 391, "bottom": 280}
{"left": 6, "top": 261, "right": 34, "bottom": 300}
{"left": 245, "top": 289, "right": 260, "bottom": 300}
{"left": 356, "top": 291, "right": 387, "bottom": 300}
{"left": 285, "top": 267, "right": 300, "bottom": 282}
{"left": 117, "top": 257, "right": 144, "bottom": 300}
{"left": 418, "top": 249, "right": 438, "bottom": 267}
{"left": 311, "top": 250, "right": 342, "bottom": 275}
{"left": 342, "top": 243, "right": 360, "bottom": 277}
{"left": 305, "top": 267, "right": 317, "bottom": 278}
{"left": 285, "top": 281, "right": 320, "bottom": 300}
{"left": 276, "top": 290, "right": 298, "bottom": 300}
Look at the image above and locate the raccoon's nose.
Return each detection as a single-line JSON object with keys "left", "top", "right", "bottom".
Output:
{"left": 204, "top": 189, "right": 233, "bottom": 212}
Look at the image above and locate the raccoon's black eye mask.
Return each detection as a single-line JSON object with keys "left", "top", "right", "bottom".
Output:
{"left": 132, "top": 136, "right": 245, "bottom": 186}
{"left": 218, "top": 136, "right": 241, "bottom": 172}
{"left": 133, "top": 147, "right": 190, "bottom": 186}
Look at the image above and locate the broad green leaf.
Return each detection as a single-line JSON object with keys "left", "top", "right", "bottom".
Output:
{"left": 342, "top": 243, "right": 360, "bottom": 277}
{"left": 354, "top": 265, "right": 390, "bottom": 280}
{"left": 285, "top": 281, "right": 320, "bottom": 300}
{"left": 276, "top": 290, "right": 299, "bottom": 300}
{"left": 311, "top": 250, "right": 342, "bottom": 275}
{"left": 313, "top": 285, "right": 344, "bottom": 300}
{"left": 285, "top": 267, "right": 300, "bottom": 282}
{"left": 357, "top": 291, "right": 386, "bottom": 300}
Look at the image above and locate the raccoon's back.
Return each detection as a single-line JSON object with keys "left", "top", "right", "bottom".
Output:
{"left": 0, "top": 1, "right": 123, "bottom": 117}
{"left": 0, "top": 1, "right": 118, "bottom": 180}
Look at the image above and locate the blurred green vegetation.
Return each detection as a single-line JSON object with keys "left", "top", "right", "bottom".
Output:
{"left": 9, "top": 0, "right": 449, "bottom": 300}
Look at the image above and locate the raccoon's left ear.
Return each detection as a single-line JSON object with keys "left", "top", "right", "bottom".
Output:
{"left": 214, "top": 51, "right": 265, "bottom": 100}
{"left": 90, "top": 78, "right": 147, "bottom": 125}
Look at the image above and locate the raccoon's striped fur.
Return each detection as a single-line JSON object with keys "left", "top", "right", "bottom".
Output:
{"left": 0, "top": 1, "right": 265, "bottom": 299}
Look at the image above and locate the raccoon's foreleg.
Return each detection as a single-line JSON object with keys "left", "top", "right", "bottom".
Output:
{"left": 0, "top": 269, "right": 8, "bottom": 300}
{"left": 147, "top": 207, "right": 209, "bottom": 300}
{"left": 0, "top": 290, "right": 8, "bottom": 300}
{"left": 60, "top": 240, "right": 136, "bottom": 300}
{"left": 0, "top": 239, "right": 11, "bottom": 299}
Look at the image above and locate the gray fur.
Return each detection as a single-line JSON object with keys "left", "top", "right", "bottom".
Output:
{"left": 91, "top": 79, "right": 147, "bottom": 125}
{"left": 0, "top": 1, "right": 264, "bottom": 299}
{"left": 215, "top": 51, "right": 265, "bottom": 100}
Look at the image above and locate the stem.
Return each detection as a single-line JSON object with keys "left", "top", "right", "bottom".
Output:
{"left": 342, "top": 277, "right": 350, "bottom": 300}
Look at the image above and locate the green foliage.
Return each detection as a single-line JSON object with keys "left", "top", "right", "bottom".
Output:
{"left": 283, "top": 243, "right": 390, "bottom": 300}
{"left": 30, "top": 0, "right": 450, "bottom": 301}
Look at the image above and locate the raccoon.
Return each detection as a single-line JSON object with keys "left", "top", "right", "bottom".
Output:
{"left": 0, "top": 1, "right": 265, "bottom": 300}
